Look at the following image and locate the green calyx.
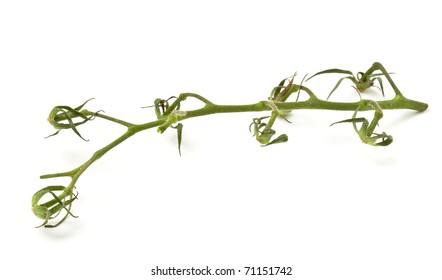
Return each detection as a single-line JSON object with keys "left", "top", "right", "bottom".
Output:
{"left": 46, "top": 98, "right": 102, "bottom": 141}
{"left": 306, "top": 65, "right": 393, "bottom": 100}
{"left": 32, "top": 185, "right": 78, "bottom": 228}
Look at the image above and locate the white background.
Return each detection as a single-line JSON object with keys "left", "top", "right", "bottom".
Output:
{"left": 1, "top": 1, "right": 441, "bottom": 279}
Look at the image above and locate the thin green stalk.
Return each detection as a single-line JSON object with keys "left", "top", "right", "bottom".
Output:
{"left": 88, "top": 111, "right": 135, "bottom": 127}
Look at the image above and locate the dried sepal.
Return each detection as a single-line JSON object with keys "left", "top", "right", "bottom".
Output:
{"left": 171, "top": 123, "right": 184, "bottom": 156}
{"left": 270, "top": 73, "right": 296, "bottom": 102}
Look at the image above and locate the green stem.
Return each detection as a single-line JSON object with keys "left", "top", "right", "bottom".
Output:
{"left": 363, "top": 62, "right": 404, "bottom": 98}
{"left": 164, "top": 93, "right": 214, "bottom": 116}
{"left": 40, "top": 170, "right": 77, "bottom": 179}
{"left": 83, "top": 110, "right": 135, "bottom": 127}
{"left": 35, "top": 88, "right": 428, "bottom": 227}
{"left": 68, "top": 95, "right": 426, "bottom": 178}
{"left": 34, "top": 65, "right": 430, "bottom": 228}
{"left": 66, "top": 119, "right": 165, "bottom": 185}
{"left": 180, "top": 96, "right": 427, "bottom": 120}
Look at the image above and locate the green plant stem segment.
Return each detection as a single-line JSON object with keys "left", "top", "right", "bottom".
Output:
{"left": 33, "top": 62, "right": 428, "bottom": 228}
